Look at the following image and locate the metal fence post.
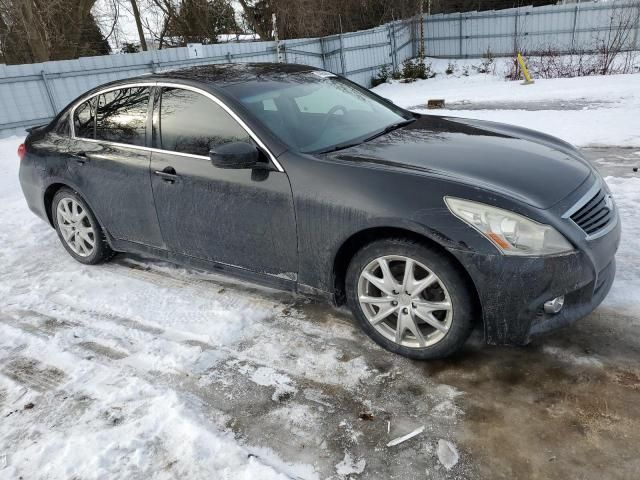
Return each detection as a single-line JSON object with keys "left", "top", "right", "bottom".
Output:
{"left": 319, "top": 37, "right": 327, "bottom": 70}
{"left": 513, "top": 8, "right": 519, "bottom": 55}
{"left": 571, "top": 4, "right": 580, "bottom": 51}
{"left": 40, "top": 70, "right": 58, "bottom": 115}
{"left": 459, "top": 13, "right": 464, "bottom": 58}
{"left": 338, "top": 34, "right": 346, "bottom": 75}
{"left": 389, "top": 23, "right": 398, "bottom": 72}
{"left": 338, "top": 16, "right": 347, "bottom": 75}
{"left": 634, "top": 5, "right": 640, "bottom": 50}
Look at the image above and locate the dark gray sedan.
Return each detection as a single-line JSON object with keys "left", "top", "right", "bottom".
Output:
{"left": 18, "top": 63, "right": 619, "bottom": 359}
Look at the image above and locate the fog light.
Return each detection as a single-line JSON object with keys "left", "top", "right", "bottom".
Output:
{"left": 543, "top": 296, "right": 565, "bottom": 314}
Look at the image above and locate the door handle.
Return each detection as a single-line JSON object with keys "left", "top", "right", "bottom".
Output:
{"left": 72, "top": 152, "right": 87, "bottom": 165}
{"left": 154, "top": 166, "right": 178, "bottom": 184}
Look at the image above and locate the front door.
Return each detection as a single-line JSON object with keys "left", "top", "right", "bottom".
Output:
{"left": 149, "top": 86, "right": 298, "bottom": 279}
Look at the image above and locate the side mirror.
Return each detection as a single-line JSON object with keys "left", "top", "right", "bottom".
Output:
{"left": 209, "top": 141, "right": 259, "bottom": 169}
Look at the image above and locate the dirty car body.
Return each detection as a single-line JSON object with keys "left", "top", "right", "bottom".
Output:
{"left": 18, "top": 63, "right": 620, "bottom": 356}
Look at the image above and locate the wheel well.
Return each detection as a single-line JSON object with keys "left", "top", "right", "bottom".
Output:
{"left": 43, "top": 183, "right": 68, "bottom": 227}
{"left": 332, "top": 227, "right": 482, "bottom": 319}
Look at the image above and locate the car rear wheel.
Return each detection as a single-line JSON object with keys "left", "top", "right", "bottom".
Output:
{"left": 346, "top": 238, "right": 475, "bottom": 360}
{"left": 52, "top": 188, "right": 114, "bottom": 265}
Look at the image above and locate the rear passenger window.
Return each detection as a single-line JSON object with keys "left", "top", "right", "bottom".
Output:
{"left": 96, "top": 87, "right": 150, "bottom": 146}
{"left": 73, "top": 98, "right": 96, "bottom": 139}
{"left": 155, "top": 88, "right": 251, "bottom": 157}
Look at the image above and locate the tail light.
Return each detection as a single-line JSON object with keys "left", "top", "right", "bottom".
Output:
{"left": 18, "top": 143, "right": 26, "bottom": 161}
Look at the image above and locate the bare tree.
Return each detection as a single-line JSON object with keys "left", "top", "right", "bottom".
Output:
{"left": 597, "top": 3, "right": 640, "bottom": 75}
{"left": 129, "top": 0, "right": 148, "bottom": 50}
{"left": 0, "top": 0, "right": 107, "bottom": 64}
{"left": 236, "top": 0, "right": 271, "bottom": 40}
{"left": 237, "top": 0, "right": 419, "bottom": 40}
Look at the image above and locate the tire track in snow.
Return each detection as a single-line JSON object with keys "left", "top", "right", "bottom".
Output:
{"left": 1, "top": 356, "right": 67, "bottom": 392}
{"left": 0, "top": 320, "right": 306, "bottom": 480}
{"left": 0, "top": 298, "right": 467, "bottom": 478}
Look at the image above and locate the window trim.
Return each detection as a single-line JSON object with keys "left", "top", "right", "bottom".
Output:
{"left": 69, "top": 81, "right": 284, "bottom": 173}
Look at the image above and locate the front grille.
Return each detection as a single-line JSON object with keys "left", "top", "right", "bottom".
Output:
{"left": 570, "top": 188, "right": 613, "bottom": 236}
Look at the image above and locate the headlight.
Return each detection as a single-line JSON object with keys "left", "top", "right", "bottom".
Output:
{"left": 444, "top": 197, "right": 573, "bottom": 256}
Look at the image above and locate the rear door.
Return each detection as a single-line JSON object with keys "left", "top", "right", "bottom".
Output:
{"left": 149, "top": 86, "right": 298, "bottom": 278}
{"left": 69, "top": 86, "right": 163, "bottom": 247}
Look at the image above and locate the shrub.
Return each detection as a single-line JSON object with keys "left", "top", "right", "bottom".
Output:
{"left": 400, "top": 58, "right": 435, "bottom": 82}
{"left": 476, "top": 49, "right": 495, "bottom": 74}
{"left": 504, "top": 47, "right": 638, "bottom": 81}
{"left": 445, "top": 62, "right": 456, "bottom": 75}
{"left": 371, "top": 64, "right": 391, "bottom": 87}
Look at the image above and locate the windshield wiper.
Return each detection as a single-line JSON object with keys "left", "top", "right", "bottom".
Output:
{"left": 317, "top": 117, "right": 416, "bottom": 154}
{"left": 362, "top": 118, "right": 416, "bottom": 143}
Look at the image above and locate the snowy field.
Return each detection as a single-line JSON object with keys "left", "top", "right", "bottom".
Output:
{"left": 1, "top": 68, "right": 640, "bottom": 479}
{"left": 373, "top": 57, "right": 640, "bottom": 148}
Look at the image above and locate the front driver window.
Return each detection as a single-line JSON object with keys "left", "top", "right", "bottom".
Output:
{"left": 155, "top": 87, "right": 251, "bottom": 157}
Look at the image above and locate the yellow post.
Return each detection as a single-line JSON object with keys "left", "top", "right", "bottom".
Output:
{"left": 517, "top": 53, "right": 534, "bottom": 85}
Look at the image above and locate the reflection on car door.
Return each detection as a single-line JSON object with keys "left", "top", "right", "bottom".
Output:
{"left": 149, "top": 86, "right": 298, "bottom": 279}
{"left": 68, "top": 87, "right": 163, "bottom": 247}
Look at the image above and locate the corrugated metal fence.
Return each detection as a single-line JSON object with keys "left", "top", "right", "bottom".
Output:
{"left": 1, "top": 0, "right": 638, "bottom": 137}
{"left": 423, "top": 1, "right": 640, "bottom": 57}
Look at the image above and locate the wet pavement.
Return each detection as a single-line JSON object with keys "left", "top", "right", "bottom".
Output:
{"left": 583, "top": 147, "right": 640, "bottom": 178}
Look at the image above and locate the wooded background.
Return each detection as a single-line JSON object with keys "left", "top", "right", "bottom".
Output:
{"left": 1, "top": 0, "right": 560, "bottom": 65}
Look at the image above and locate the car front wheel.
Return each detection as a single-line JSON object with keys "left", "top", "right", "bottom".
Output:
{"left": 52, "top": 188, "right": 114, "bottom": 265}
{"left": 346, "top": 239, "right": 475, "bottom": 360}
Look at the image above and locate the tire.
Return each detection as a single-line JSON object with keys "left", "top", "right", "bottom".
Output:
{"left": 51, "top": 188, "right": 115, "bottom": 265}
{"left": 345, "top": 238, "right": 475, "bottom": 360}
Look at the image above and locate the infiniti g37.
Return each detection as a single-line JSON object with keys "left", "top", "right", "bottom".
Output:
{"left": 18, "top": 64, "right": 620, "bottom": 359}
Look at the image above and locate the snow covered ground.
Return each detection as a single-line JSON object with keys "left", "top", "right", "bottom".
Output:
{"left": 373, "top": 57, "right": 640, "bottom": 148}
{"left": 1, "top": 66, "right": 640, "bottom": 478}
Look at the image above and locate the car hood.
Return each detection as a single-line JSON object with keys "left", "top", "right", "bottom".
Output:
{"left": 325, "top": 115, "right": 592, "bottom": 209}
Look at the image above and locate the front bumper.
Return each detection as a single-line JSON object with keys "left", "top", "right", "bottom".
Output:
{"left": 449, "top": 217, "right": 620, "bottom": 345}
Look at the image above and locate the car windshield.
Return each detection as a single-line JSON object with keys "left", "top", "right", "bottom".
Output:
{"left": 223, "top": 72, "right": 413, "bottom": 154}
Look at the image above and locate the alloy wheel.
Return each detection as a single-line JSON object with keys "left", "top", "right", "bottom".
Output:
{"left": 357, "top": 255, "right": 453, "bottom": 348}
{"left": 56, "top": 197, "right": 96, "bottom": 257}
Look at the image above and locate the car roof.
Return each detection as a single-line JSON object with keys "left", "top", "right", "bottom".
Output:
{"left": 60, "top": 63, "right": 326, "bottom": 124}
{"left": 125, "top": 63, "right": 319, "bottom": 87}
